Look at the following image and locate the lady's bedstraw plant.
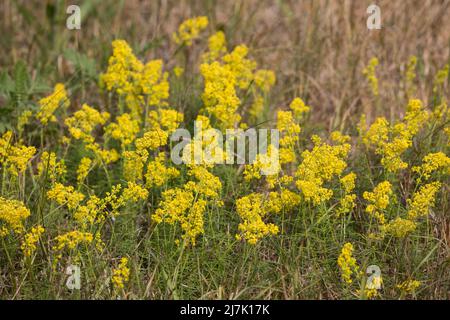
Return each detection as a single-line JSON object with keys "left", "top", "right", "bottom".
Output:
{"left": 0, "top": 15, "right": 448, "bottom": 300}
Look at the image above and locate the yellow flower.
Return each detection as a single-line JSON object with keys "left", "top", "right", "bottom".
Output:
{"left": 173, "top": 66, "right": 184, "bottom": 77}
{"left": 121, "top": 182, "right": 148, "bottom": 202}
{"left": 74, "top": 185, "right": 132, "bottom": 228}
{"left": 105, "top": 113, "right": 140, "bottom": 148}
{"left": 360, "top": 100, "right": 429, "bottom": 172}
{"left": 295, "top": 135, "right": 350, "bottom": 205}
{"left": 235, "top": 193, "right": 279, "bottom": 245}
{"left": 381, "top": 217, "right": 416, "bottom": 238}
{"left": 65, "top": 104, "right": 110, "bottom": 144}
{"left": 362, "top": 57, "right": 379, "bottom": 96}
{"left": 254, "top": 69, "right": 276, "bottom": 93}
{"left": 412, "top": 152, "right": 450, "bottom": 181}
{"left": 6, "top": 145, "right": 36, "bottom": 176}
{"left": 123, "top": 150, "right": 147, "bottom": 182}
{"left": 135, "top": 128, "right": 169, "bottom": 151}
{"left": 363, "top": 181, "right": 393, "bottom": 225}
{"left": 0, "top": 197, "right": 31, "bottom": 237}
{"left": 76, "top": 157, "right": 92, "bottom": 184}
{"left": 145, "top": 152, "right": 180, "bottom": 188}
{"left": 47, "top": 183, "right": 85, "bottom": 210}
{"left": 18, "top": 110, "right": 33, "bottom": 132}
{"left": 337, "top": 242, "right": 359, "bottom": 284}
{"left": 139, "top": 59, "right": 169, "bottom": 106}
{"left": 397, "top": 279, "right": 421, "bottom": 294}
{"left": 173, "top": 16, "right": 208, "bottom": 46}
{"left": 0, "top": 131, "right": 36, "bottom": 176}
{"left": 200, "top": 61, "right": 241, "bottom": 129}
{"left": 21, "top": 225, "right": 45, "bottom": 257}
{"left": 407, "top": 182, "right": 441, "bottom": 220}
{"left": 433, "top": 64, "right": 449, "bottom": 93}
{"left": 340, "top": 172, "right": 357, "bottom": 194}
{"left": 222, "top": 44, "right": 256, "bottom": 89}
{"left": 152, "top": 187, "right": 204, "bottom": 245}
{"left": 53, "top": 230, "right": 93, "bottom": 264}
{"left": 87, "top": 143, "right": 120, "bottom": 164}
{"left": 277, "top": 110, "right": 301, "bottom": 146}
{"left": 147, "top": 109, "right": 184, "bottom": 134}
{"left": 405, "top": 55, "right": 417, "bottom": 96}
{"left": 100, "top": 40, "right": 143, "bottom": 96}
{"left": 361, "top": 117, "right": 389, "bottom": 147}
{"left": 112, "top": 257, "right": 130, "bottom": 290}
{"left": 186, "top": 165, "right": 222, "bottom": 199}
{"left": 336, "top": 194, "right": 357, "bottom": 217}
{"left": 37, "top": 152, "right": 67, "bottom": 182}
{"left": 202, "top": 31, "right": 227, "bottom": 62}
{"left": 36, "top": 83, "right": 70, "bottom": 124}
{"left": 289, "top": 97, "right": 310, "bottom": 119}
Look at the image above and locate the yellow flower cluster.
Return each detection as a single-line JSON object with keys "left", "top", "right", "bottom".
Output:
{"left": 65, "top": 104, "right": 110, "bottom": 144}
{"left": 145, "top": 152, "right": 180, "bottom": 188}
{"left": 147, "top": 109, "right": 184, "bottom": 134}
{"left": 37, "top": 152, "right": 67, "bottom": 182}
{"left": 122, "top": 181, "right": 148, "bottom": 202}
{"left": 202, "top": 31, "right": 227, "bottom": 62}
{"left": 405, "top": 55, "right": 417, "bottom": 96}
{"left": 336, "top": 172, "right": 357, "bottom": 216}
{"left": 21, "top": 225, "right": 45, "bottom": 257}
{"left": 235, "top": 193, "right": 279, "bottom": 245}
{"left": 295, "top": 135, "right": 351, "bottom": 205}
{"left": 18, "top": 110, "right": 33, "bottom": 134}
{"left": 362, "top": 57, "right": 379, "bottom": 96}
{"left": 243, "top": 144, "right": 281, "bottom": 184}
{"left": 185, "top": 165, "right": 222, "bottom": 199}
{"left": 0, "top": 131, "right": 36, "bottom": 176}
{"left": 254, "top": 69, "right": 276, "bottom": 93}
{"left": 100, "top": 40, "right": 143, "bottom": 95}
{"left": 412, "top": 152, "right": 450, "bottom": 181}
{"left": 199, "top": 30, "right": 274, "bottom": 129}
{"left": 337, "top": 242, "right": 359, "bottom": 284}
{"left": 123, "top": 151, "right": 146, "bottom": 182}
{"left": 289, "top": 97, "right": 310, "bottom": 119}
{"left": 381, "top": 217, "right": 416, "bottom": 238}
{"left": 64, "top": 104, "right": 121, "bottom": 164}
{"left": 200, "top": 61, "right": 241, "bottom": 129}
{"left": 0, "top": 197, "right": 30, "bottom": 236}
{"left": 407, "top": 182, "right": 441, "bottom": 220}
{"left": 361, "top": 99, "right": 429, "bottom": 172}
{"left": 277, "top": 110, "right": 301, "bottom": 164}
{"left": 433, "top": 63, "right": 449, "bottom": 94}
{"left": 140, "top": 60, "right": 170, "bottom": 106}
{"left": 152, "top": 165, "right": 222, "bottom": 245}
{"left": 53, "top": 230, "right": 94, "bottom": 264}
{"left": 112, "top": 257, "right": 130, "bottom": 290}
{"left": 135, "top": 129, "right": 169, "bottom": 151}
{"left": 397, "top": 279, "right": 421, "bottom": 294}
{"left": 236, "top": 189, "right": 301, "bottom": 244}
{"left": 100, "top": 40, "right": 169, "bottom": 120}
{"left": 363, "top": 181, "right": 393, "bottom": 225}
{"left": 222, "top": 45, "right": 257, "bottom": 89}
{"left": 72, "top": 184, "right": 143, "bottom": 229}
{"left": 47, "top": 183, "right": 85, "bottom": 210}
{"left": 37, "top": 83, "right": 70, "bottom": 125}
{"left": 76, "top": 157, "right": 92, "bottom": 184}
{"left": 105, "top": 113, "right": 140, "bottom": 148}
{"left": 173, "top": 16, "right": 209, "bottom": 46}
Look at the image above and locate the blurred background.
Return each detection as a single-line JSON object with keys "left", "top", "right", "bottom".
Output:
{"left": 1, "top": 0, "right": 449, "bottom": 130}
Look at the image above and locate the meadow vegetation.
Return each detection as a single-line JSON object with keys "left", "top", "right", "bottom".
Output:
{"left": 0, "top": 0, "right": 449, "bottom": 299}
